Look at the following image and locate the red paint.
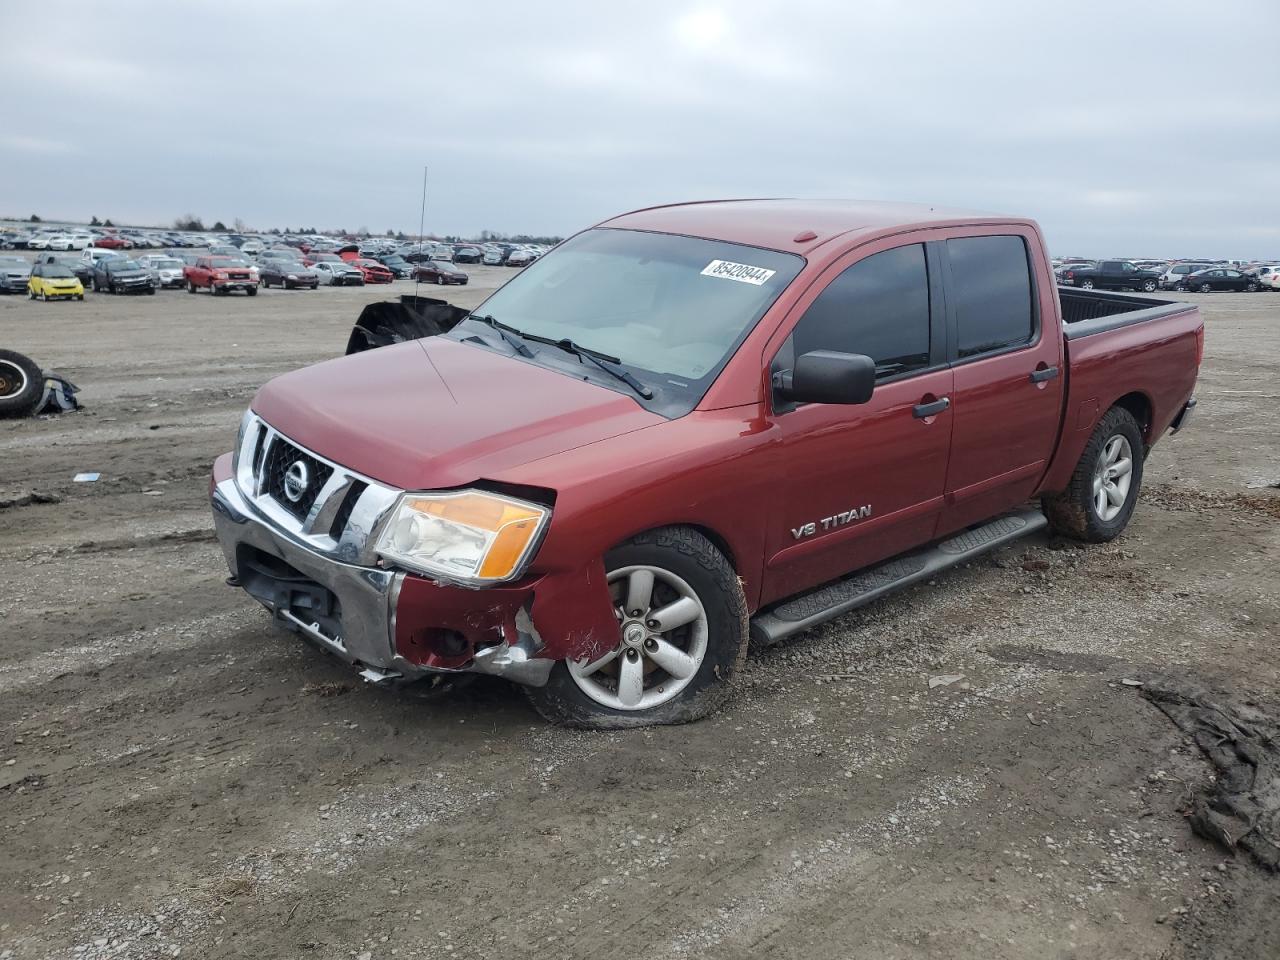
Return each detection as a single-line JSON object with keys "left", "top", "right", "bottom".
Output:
{"left": 237, "top": 200, "right": 1203, "bottom": 667}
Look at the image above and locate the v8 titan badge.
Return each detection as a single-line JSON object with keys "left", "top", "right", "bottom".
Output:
{"left": 700, "top": 259, "right": 776, "bottom": 285}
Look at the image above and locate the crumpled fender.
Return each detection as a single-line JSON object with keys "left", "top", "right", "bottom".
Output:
{"left": 528, "top": 555, "right": 619, "bottom": 662}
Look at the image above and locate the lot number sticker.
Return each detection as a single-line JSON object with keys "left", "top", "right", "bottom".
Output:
{"left": 700, "top": 260, "right": 776, "bottom": 285}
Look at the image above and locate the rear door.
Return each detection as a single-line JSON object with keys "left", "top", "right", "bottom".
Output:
{"left": 937, "top": 231, "right": 1065, "bottom": 533}
{"left": 761, "top": 239, "right": 953, "bottom": 602}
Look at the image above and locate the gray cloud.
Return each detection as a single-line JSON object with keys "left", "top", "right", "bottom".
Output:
{"left": 2, "top": 0, "right": 1276, "bottom": 257}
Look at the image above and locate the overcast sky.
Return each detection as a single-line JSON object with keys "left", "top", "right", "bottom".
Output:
{"left": 2, "top": 0, "right": 1276, "bottom": 258}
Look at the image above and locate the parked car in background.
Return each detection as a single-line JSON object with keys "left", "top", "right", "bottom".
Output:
{"left": 1058, "top": 260, "right": 1162, "bottom": 292}
{"left": 240, "top": 239, "right": 265, "bottom": 256}
{"left": 303, "top": 252, "right": 345, "bottom": 267}
{"left": 27, "top": 262, "right": 84, "bottom": 301}
{"left": 506, "top": 247, "right": 537, "bottom": 267}
{"left": 93, "top": 258, "right": 157, "bottom": 294}
{"left": 452, "top": 245, "right": 483, "bottom": 263}
{"left": 93, "top": 234, "right": 130, "bottom": 250}
{"left": 138, "top": 255, "right": 187, "bottom": 288}
{"left": 35, "top": 253, "right": 94, "bottom": 287}
{"left": 259, "top": 261, "right": 319, "bottom": 289}
{"left": 1178, "top": 267, "right": 1259, "bottom": 292}
{"left": 351, "top": 259, "right": 394, "bottom": 284}
{"left": 312, "top": 261, "right": 365, "bottom": 286}
{"left": 186, "top": 256, "right": 260, "bottom": 295}
{"left": 375, "top": 254, "right": 414, "bottom": 278}
{"left": 1158, "top": 262, "right": 1213, "bottom": 290}
{"left": 482, "top": 246, "right": 506, "bottom": 265}
{"left": 411, "top": 260, "right": 469, "bottom": 285}
{"left": 0, "top": 256, "right": 33, "bottom": 294}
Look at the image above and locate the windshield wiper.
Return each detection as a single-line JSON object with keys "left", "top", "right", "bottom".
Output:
{"left": 468, "top": 313, "right": 535, "bottom": 358}
{"left": 548, "top": 339, "right": 654, "bottom": 400}
{"left": 466, "top": 314, "right": 653, "bottom": 400}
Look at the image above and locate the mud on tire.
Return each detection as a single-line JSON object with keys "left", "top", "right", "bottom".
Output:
{"left": 1044, "top": 405, "right": 1145, "bottom": 543}
{"left": 524, "top": 526, "right": 749, "bottom": 729}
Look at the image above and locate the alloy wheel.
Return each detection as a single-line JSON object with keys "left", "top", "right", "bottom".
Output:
{"left": 1092, "top": 434, "right": 1133, "bottom": 522}
{"left": 566, "top": 564, "right": 709, "bottom": 711}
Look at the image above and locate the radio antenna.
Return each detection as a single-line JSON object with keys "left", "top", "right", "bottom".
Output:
{"left": 413, "top": 165, "right": 427, "bottom": 299}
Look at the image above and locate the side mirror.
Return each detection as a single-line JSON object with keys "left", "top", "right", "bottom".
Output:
{"left": 775, "top": 350, "right": 876, "bottom": 405}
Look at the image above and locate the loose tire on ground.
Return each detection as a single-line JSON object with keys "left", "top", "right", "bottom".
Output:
{"left": 524, "top": 527, "right": 749, "bottom": 729}
{"left": 1043, "top": 406, "right": 1145, "bottom": 543}
{"left": 0, "top": 349, "right": 43, "bottom": 419}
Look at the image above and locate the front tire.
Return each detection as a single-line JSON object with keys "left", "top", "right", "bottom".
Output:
{"left": 1043, "top": 406, "right": 1144, "bottom": 543}
{"left": 1245, "top": 282, "right": 1258, "bottom": 292}
{"left": 525, "top": 527, "right": 748, "bottom": 729}
{"left": 1199, "top": 283, "right": 1212, "bottom": 293}
{"left": 246, "top": 286, "right": 257, "bottom": 296}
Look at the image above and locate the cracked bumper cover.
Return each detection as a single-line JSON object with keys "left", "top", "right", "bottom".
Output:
{"left": 209, "top": 453, "right": 558, "bottom": 687}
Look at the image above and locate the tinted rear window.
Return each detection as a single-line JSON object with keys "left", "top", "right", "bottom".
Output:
{"left": 947, "top": 236, "right": 1034, "bottom": 358}
{"left": 791, "top": 243, "right": 931, "bottom": 379}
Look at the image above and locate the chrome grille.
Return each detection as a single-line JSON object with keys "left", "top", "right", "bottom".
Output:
{"left": 263, "top": 437, "right": 333, "bottom": 521}
{"left": 235, "top": 414, "right": 401, "bottom": 564}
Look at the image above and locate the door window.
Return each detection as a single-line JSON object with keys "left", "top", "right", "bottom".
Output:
{"left": 788, "top": 243, "right": 931, "bottom": 380}
{"left": 947, "top": 235, "right": 1035, "bottom": 359}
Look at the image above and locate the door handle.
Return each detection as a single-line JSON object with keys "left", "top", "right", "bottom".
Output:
{"left": 912, "top": 397, "right": 950, "bottom": 419}
{"left": 1029, "top": 365, "right": 1060, "bottom": 383}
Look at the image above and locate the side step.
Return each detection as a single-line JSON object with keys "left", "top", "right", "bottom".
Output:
{"left": 749, "top": 508, "right": 1048, "bottom": 646}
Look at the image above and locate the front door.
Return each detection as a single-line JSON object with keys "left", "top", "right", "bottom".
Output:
{"left": 937, "top": 231, "right": 1065, "bottom": 533}
{"left": 761, "top": 240, "right": 953, "bottom": 605}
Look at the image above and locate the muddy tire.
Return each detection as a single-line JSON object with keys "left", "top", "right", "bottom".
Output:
{"left": 0, "top": 349, "right": 43, "bottom": 419}
{"left": 525, "top": 527, "right": 748, "bottom": 729}
{"left": 1043, "top": 406, "right": 1144, "bottom": 543}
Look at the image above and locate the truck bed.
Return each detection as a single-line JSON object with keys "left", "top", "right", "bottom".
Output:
{"left": 1058, "top": 287, "right": 1190, "bottom": 340}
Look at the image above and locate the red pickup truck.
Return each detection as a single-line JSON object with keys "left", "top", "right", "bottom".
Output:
{"left": 186, "top": 256, "right": 259, "bottom": 296}
{"left": 210, "top": 200, "right": 1202, "bottom": 728}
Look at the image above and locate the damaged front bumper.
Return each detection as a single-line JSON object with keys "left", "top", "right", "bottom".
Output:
{"left": 210, "top": 453, "right": 553, "bottom": 688}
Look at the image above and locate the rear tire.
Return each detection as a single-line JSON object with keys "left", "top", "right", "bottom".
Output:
{"left": 1142, "top": 279, "right": 1157, "bottom": 292}
{"left": 0, "top": 349, "right": 43, "bottom": 419}
{"left": 188, "top": 281, "right": 196, "bottom": 294}
{"left": 1080, "top": 279, "right": 1095, "bottom": 290}
{"left": 524, "top": 527, "right": 748, "bottom": 729}
{"left": 1043, "top": 406, "right": 1144, "bottom": 543}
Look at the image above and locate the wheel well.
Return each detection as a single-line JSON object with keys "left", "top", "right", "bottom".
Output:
{"left": 614, "top": 523, "right": 738, "bottom": 574}
{"left": 1112, "top": 392, "right": 1152, "bottom": 441}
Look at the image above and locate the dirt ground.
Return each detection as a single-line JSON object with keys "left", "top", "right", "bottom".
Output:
{"left": 1, "top": 271, "right": 1278, "bottom": 960}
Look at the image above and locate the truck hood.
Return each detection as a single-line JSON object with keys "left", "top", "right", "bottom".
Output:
{"left": 250, "top": 337, "right": 665, "bottom": 491}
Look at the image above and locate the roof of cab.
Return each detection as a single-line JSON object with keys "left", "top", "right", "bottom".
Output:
{"left": 597, "top": 198, "right": 1028, "bottom": 255}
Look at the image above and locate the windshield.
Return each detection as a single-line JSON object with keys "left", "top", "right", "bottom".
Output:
{"left": 458, "top": 228, "right": 803, "bottom": 403}
{"left": 110, "top": 260, "right": 142, "bottom": 272}
{"left": 44, "top": 266, "right": 75, "bottom": 278}
{"left": 153, "top": 258, "right": 182, "bottom": 268}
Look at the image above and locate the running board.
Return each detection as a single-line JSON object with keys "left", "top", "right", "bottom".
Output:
{"left": 749, "top": 508, "right": 1048, "bottom": 647}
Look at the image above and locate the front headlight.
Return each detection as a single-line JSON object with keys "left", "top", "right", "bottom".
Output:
{"left": 375, "top": 490, "right": 550, "bottom": 584}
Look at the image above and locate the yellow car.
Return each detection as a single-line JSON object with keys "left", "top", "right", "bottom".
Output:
{"left": 28, "top": 263, "right": 85, "bottom": 301}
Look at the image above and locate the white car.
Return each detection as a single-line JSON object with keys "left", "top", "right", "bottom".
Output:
{"left": 311, "top": 261, "right": 365, "bottom": 286}
{"left": 49, "top": 233, "right": 92, "bottom": 251}
{"left": 81, "top": 247, "right": 122, "bottom": 268}
{"left": 1159, "top": 262, "right": 1213, "bottom": 290}
{"left": 138, "top": 255, "right": 186, "bottom": 288}
{"left": 240, "top": 239, "right": 265, "bottom": 256}
{"left": 1254, "top": 265, "right": 1280, "bottom": 291}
